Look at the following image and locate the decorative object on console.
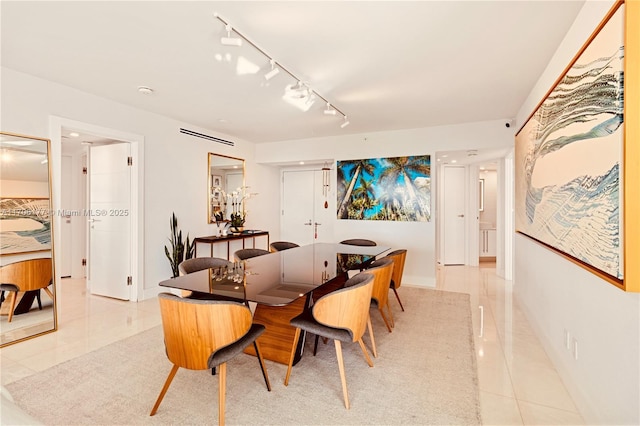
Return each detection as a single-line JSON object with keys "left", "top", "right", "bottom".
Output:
{"left": 164, "top": 212, "right": 195, "bottom": 278}
{"left": 213, "top": 185, "right": 256, "bottom": 233}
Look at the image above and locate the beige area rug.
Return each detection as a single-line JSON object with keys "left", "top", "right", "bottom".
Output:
{"left": 6, "top": 288, "right": 481, "bottom": 425}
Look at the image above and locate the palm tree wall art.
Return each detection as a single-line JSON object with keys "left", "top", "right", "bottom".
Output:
{"left": 337, "top": 155, "right": 431, "bottom": 221}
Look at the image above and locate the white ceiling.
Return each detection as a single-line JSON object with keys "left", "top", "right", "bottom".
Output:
{"left": 1, "top": 1, "right": 585, "bottom": 144}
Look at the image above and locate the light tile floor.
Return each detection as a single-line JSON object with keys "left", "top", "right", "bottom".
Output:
{"left": 436, "top": 263, "right": 584, "bottom": 425}
{"left": 1, "top": 264, "right": 584, "bottom": 425}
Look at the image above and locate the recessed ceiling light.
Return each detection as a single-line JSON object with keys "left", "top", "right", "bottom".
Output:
{"left": 451, "top": 160, "right": 457, "bottom": 163}
{"left": 441, "top": 154, "right": 448, "bottom": 158}
{"left": 137, "top": 86, "right": 154, "bottom": 95}
{"left": 69, "top": 132, "right": 80, "bottom": 138}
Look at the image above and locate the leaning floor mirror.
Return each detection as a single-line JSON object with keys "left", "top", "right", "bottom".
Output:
{"left": 0, "top": 131, "right": 57, "bottom": 347}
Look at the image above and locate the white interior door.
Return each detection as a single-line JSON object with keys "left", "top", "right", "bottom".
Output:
{"left": 443, "top": 166, "right": 466, "bottom": 265}
{"left": 88, "top": 142, "right": 131, "bottom": 300}
{"left": 281, "top": 169, "right": 333, "bottom": 246}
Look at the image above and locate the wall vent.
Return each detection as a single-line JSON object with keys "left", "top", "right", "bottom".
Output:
{"left": 179, "top": 128, "right": 234, "bottom": 146}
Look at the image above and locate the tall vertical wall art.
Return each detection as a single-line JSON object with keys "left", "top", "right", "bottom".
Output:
{"left": 337, "top": 155, "right": 430, "bottom": 221}
{"left": 516, "top": 0, "right": 639, "bottom": 291}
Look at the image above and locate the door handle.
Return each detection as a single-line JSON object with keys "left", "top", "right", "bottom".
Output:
{"left": 303, "top": 220, "right": 312, "bottom": 226}
{"left": 87, "top": 218, "right": 102, "bottom": 223}
{"left": 314, "top": 222, "right": 322, "bottom": 226}
{"left": 457, "top": 214, "right": 464, "bottom": 218}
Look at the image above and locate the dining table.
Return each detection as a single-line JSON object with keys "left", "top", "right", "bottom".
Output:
{"left": 158, "top": 242, "right": 390, "bottom": 365}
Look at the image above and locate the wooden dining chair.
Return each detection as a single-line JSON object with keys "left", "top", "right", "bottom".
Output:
{"left": 365, "top": 257, "right": 395, "bottom": 336}
{"left": 0, "top": 258, "right": 53, "bottom": 323}
{"left": 284, "top": 272, "right": 374, "bottom": 409}
{"left": 178, "top": 256, "right": 232, "bottom": 275}
{"left": 233, "top": 248, "right": 270, "bottom": 261}
{"left": 385, "top": 249, "right": 407, "bottom": 311}
{"left": 178, "top": 257, "right": 233, "bottom": 300}
{"left": 150, "top": 293, "right": 271, "bottom": 426}
{"left": 269, "top": 241, "right": 300, "bottom": 252}
{"left": 339, "top": 238, "right": 377, "bottom": 246}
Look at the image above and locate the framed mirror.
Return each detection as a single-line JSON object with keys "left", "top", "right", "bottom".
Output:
{"left": 208, "top": 153, "right": 245, "bottom": 224}
{"left": 0, "top": 131, "right": 57, "bottom": 347}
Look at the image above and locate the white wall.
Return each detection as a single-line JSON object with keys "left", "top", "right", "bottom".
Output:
{"left": 0, "top": 67, "right": 281, "bottom": 296}
{"left": 514, "top": 1, "right": 640, "bottom": 424}
{"left": 256, "top": 120, "right": 515, "bottom": 286}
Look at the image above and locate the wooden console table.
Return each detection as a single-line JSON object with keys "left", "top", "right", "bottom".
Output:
{"left": 193, "top": 231, "right": 269, "bottom": 260}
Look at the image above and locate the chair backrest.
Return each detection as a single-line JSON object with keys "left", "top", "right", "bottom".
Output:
{"left": 365, "top": 257, "right": 394, "bottom": 305}
{"left": 312, "top": 273, "right": 374, "bottom": 342}
{"left": 269, "top": 241, "right": 300, "bottom": 252}
{"left": 234, "top": 248, "right": 270, "bottom": 261}
{"left": 0, "top": 258, "right": 52, "bottom": 292}
{"left": 178, "top": 257, "right": 232, "bottom": 275}
{"left": 340, "top": 239, "right": 377, "bottom": 247}
{"left": 385, "top": 249, "right": 407, "bottom": 289}
{"left": 157, "top": 293, "right": 252, "bottom": 371}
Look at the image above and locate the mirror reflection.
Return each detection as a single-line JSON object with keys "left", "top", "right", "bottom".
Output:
{"left": 208, "top": 153, "right": 245, "bottom": 225}
{"left": 0, "top": 131, "right": 57, "bottom": 347}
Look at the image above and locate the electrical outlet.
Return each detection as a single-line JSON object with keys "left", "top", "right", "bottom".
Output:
{"left": 573, "top": 338, "right": 579, "bottom": 360}
{"left": 564, "top": 329, "right": 571, "bottom": 349}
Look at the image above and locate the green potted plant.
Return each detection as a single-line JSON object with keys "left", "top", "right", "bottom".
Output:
{"left": 230, "top": 211, "right": 245, "bottom": 233}
{"left": 164, "top": 212, "right": 195, "bottom": 278}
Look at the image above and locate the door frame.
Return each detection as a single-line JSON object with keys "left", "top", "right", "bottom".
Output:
{"left": 435, "top": 152, "right": 513, "bottom": 279}
{"left": 49, "top": 116, "right": 144, "bottom": 301}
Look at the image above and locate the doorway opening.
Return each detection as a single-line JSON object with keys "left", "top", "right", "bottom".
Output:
{"left": 51, "top": 117, "right": 143, "bottom": 301}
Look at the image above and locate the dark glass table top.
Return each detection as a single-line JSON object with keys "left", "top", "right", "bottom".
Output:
{"left": 159, "top": 243, "right": 390, "bottom": 306}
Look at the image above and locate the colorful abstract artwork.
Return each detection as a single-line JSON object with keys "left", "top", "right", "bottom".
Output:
{"left": 515, "top": 4, "right": 624, "bottom": 280}
{"left": 0, "top": 198, "right": 51, "bottom": 255}
{"left": 337, "top": 155, "right": 431, "bottom": 221}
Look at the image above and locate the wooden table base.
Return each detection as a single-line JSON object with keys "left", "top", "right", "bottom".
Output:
{"left": 244, "top": 274, "right": 348, "bottom": 365}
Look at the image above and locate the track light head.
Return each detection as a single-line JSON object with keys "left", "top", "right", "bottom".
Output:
{"left": 264, "top": 60, "right": 280, "bottom": 80}
{"left": 221, "top": 24, "right": 242, "bottom": 46}
{"left": 340, "top": 117, "right": 350, "bottom": 128}
{"left": 324, "top": 103, "right": 337, "bottom": 116}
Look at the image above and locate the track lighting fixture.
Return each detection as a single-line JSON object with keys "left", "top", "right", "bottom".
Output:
{"left": 214, "top": 12, "right": 350, "bottom": 128}
{"left": 264, "top": 60, "right": 280, "bottom": 81}
{"left": 324, "top": 103, "right": 337, "bottom": 115}
{"left": 220, "top": 24, "right": 242, "bottom": 46}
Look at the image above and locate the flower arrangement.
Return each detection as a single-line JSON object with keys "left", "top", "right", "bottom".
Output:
{"left": 212, "top": 185, "right": 257, "bottom": 231}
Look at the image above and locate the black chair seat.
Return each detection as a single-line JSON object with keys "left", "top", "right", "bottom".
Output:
{"left": 290, "top": 309, "right": 353, "bottom": 343}
{"left": 209, "top": 323, "right": 266, "bottom": 367}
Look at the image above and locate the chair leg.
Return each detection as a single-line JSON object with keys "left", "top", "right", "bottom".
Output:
{"left": 386, "top": 303, "right": 395, "bottom": 328}
{"left": 218, "top": 362, "right": 227, "bottom": 426}
{"left": 378, "top": 307, "right": 392, "bottom": 333}
{"left": 357, "top": 338, "right": 374, "bottom": 367}
{"left": 7, "top": 292, "right": 17, "bottom": 323}
{"left": 313, "top": 334, "right": 319, "bottom": 355}
{"left": 253, "top": 341, "right": 271, "bottom": 391}
{"left": 43, "top": 287, "right": 55, "bottom": 300}
{"left": 284, "top": 328, "right": 302, "bottom": 386}
{"left": 392, "top": 288, "right": 405, "bottom": 311}
{"left": 334, "top": 340, "right": 350, "bottom": 409}
{"left": 367, "top": 314, "right": 377, "bottom": 358}
{"left": 36, "top": 290, "right": 42, "bottom": 310}
{"left": 150, "top": 364, "right": 179, "bottom": 416}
